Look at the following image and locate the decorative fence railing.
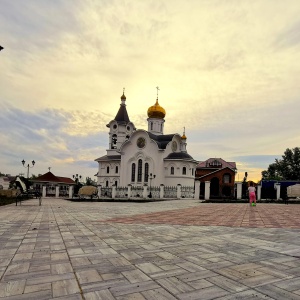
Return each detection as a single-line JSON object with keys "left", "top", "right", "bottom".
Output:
{"left": 115, "top": 186, "right": 127, "bottom": 198}
{"left": 149, "top": 186, "right": 160, "bottom": 198}
{"left": 93, "top": 185, "right": 196, "bottom": 200}
{"left": 181, "top": 186, "right": 194, "bottom": 198}
{"left": 100, "top": 187, "right": 112, "bottom": 198}
{"left": 164, "top": 186, "right": 177, "bottom": 198}
{"left": 131, "top": 186, "right": 144, "bottom": 198}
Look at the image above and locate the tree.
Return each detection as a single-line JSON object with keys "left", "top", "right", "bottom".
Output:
{"left": 262, "top": 147, "right": 300, "bottom": 180}
{"left": 85, "top": 177, "right": 97, "bottom": 186}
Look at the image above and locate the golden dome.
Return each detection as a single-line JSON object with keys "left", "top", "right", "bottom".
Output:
{"left": 147, "top": 99, "right": 166, "bottom": 119}
{"left": 121, "top": 93, "right": 126, "bottom": 100}
{"left": 181, "top": 134, "right": 187, "bottom": 140}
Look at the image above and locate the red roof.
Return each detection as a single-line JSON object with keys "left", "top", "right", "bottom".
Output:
{"left": 197, "top": 158, "right": 236, "bottom": 170}
{"left": 32, "top": 172, "right": 76, "bottom": 184}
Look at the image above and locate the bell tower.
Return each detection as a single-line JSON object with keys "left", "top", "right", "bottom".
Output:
{"left": 106, "top": 89, "right": 135, "bottom": 155}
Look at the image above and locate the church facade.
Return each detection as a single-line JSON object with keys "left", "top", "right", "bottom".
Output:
{"left": 95, "top": 91, "right": 198, "bottom": 189}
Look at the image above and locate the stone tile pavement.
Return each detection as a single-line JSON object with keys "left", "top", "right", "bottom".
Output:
{"left": 0, "top": 198, "right": 300, "bottom": 299}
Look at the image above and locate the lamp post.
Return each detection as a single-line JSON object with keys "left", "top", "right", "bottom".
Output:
{"left": 73, "top": 174, "right": 82, "bottom": 196}
{"left": 73, "top": 174, "right": 82, "bottom": 184}
{"left": 148, "top": 173, "right": 156, "bottom": 198}
{"left": 21, "top": 159, "right": 35, "bottom": 178}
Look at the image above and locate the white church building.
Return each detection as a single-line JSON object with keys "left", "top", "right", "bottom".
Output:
{"left": 95, "top": 90, "right": 198, "bottom": 191}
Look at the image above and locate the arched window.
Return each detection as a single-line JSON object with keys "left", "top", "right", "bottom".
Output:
{"left": 137, "top": 159, "right": 142, "bottom": 182}
{"left": 112, "top": 134, "right": 117, "bottom": 149}
{"left": 223, "top": 174, "right": 231, "bottom": 183}
{"left": 115, "top": 181, "right": 118, "bottom": 187}
{"left": 182, "top": 167, "right": 186, "bottom": 175}
{"left": 115, "top": 166, "right": 118, "bottom": 173}
{"left": 171, "top": 167, "right": 174, "bottom": 175}
{"left": 192, "top": 169, "right": 194, "bottom": 176}
{"left": 106, "top": 181, "right": 109, "bottom": 187}
{"left": 161, "top": 123, "right": 163, "bottom": 132}
{"left": 106, "top": 166, "right": 109, "bottom": 174}
{"left": 150, "top": 122, "right": 153, "bottom": 130}
{"left": 131, "top": 163, "right": 136, "bottom": 182}
{"left": 144, "top": 163, "right": 149, "bottom": 182}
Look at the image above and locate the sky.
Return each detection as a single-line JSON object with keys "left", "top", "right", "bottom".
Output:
{"left": 1, "top": 0, "right": 300, "bottom": 183}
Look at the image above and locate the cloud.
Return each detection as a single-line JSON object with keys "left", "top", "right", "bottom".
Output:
{"left": 1, "top": 0, "right": 300, "bottom": 182}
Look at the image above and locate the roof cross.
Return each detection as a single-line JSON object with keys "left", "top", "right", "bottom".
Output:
{"left": 156, "top": 86, "right": 160, "bottom": 99}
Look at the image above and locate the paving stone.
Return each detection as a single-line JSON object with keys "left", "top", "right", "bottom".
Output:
{"left": 76, "top": 269, "right": 102, "bottom": 284}
{"left": 273, "top": 278, "right": 300, "bottom": 292}
{"left": 51, "top": 262, "right": 73, "bottom": 274}
{"left": 156, "top": 277, "right": 194, "bottom": 294}
{"left": 177, "top": 285, "right": 230, "bottom": 300}
{"left": 52, "top": 278, "right": 80, "bottom": 297}
{"left": 122, "top": 269, "right": 151, "bottom": 283}
{"left": 0, "top": 280, "right": 26, "bottom": 297}
{"left": 110, "top": 281, "right": 160, "bottom": 297}
{"left": 84, "top": 289, "right": 115, "bottom": 300}
{"left": 24, "top": 282, "right": 51, "bottom": 294}
{"left": 1, "top": 199, "right": 300, "bottom": 300}
{"left": 141, "top": 287, "right": 177, "bottom": 300}
{"left": 116, "top": 292, "right": 146, "bottom": 300}
{"left": 256, "top": 284, "right": 300, "bottom": 300}
{"left": 206, "top": 275, "right": 248, "bottom": 293}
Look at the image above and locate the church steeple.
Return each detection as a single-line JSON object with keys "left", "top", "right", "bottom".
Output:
{"left": 106, "top": 89, "right": 135, "bottom": 153}
{"left": 114, "top": 89, "right": 130, "bottom": 124}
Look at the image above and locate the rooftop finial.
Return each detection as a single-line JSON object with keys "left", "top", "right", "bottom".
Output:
{"left": 156, "top": 86, "right": 160, "bottom": 100}
{"left": 181, "top": 126, "right": 187, "bottom": 140}
{"left": 121, "top": 88, "right": 126, "bottom": 101}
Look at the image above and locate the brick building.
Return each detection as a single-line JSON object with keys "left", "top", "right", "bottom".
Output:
{"left": 196, "top": 158, "right": 237, "bottom": 198}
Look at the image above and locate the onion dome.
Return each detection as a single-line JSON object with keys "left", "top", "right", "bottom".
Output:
{"left": 147, "top": 99, "right": 166, "bottom": 119}
{"left": 121, "top": 92, "right": 126, "bottom": 100}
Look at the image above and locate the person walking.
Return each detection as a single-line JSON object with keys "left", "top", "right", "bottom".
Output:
{"left": 248, "top": 182, "right": 256, "bottom": 206}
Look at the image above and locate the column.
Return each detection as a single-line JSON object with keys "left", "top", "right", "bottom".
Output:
{"left": 127, "top": 184, "right": 131, "bottom": 199}
{"left": 160, "top": 184, "right": 164, "bottom": 199}
{"left": 177, "top": 184, "right": 181, "bottom": 199}
{"left": 112, "top": 185, "right": 116, "bottom": 199}
{"left": 143, "top": 185, "right": 148, "bottom": 199}
{"left": 236, "top": 182, "right": 242, "bottom": 200}
{"left": 194, "top": 181, "right": 200, "bottom": 200}
{"left": 55, "top": 186, "right": 59, "bottom": 198}
{"left": 42, "top": 186, "right": 46, "bottom": 198}
{"left": 204, "top": 181, "right": 210, "bottom": 200}
{"left": 97, "top": 185, "right": 101, "bottom": 198}
{"left": 257, "top": 185, "right": 261, "bottom": 201}
{"left": 69, "top": 185, "right": 74, "bottom": 198}
{"left": 275, "top": 183, "right": 281, "bottom": 200}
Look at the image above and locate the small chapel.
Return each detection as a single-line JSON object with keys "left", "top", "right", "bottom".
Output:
{"left": 95, "top": 89, "right": 198, "bottom": 189}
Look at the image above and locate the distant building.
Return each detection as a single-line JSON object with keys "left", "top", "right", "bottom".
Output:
{"left": 31, "top": 172, "right": 75, "bottom": 197}
{"left": 95, "top": 91, "right": 198, "bottom": 189}
{"left": 0, "top": 176, "right": 11, "bottom": 190}
{"left": 196, "top": 158, "right": 237, "bottom": 198}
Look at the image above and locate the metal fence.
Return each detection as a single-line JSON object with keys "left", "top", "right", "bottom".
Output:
{"left": 181, "top": 186, "right": 194, "bottom": 198}
{"left": 164, "top": 186, "right": 177, "bottom": 198}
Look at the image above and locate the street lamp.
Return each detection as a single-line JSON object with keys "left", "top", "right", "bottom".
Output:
{"left": 21, "top": 159, "right": 35, "bottom": 178}
{"left": 148, "top": 173, "right": 156, "bottom": 198}
{"left": 72, "top": 174, "right": 82, "bottom": 184}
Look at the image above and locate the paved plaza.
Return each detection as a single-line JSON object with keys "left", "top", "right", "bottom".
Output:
{"left": 0, "top": 199, "right": 300, "bottom": 300}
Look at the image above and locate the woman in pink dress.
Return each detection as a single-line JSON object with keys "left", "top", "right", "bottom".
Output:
{"left": 248, "top": 182, "right": 256, "bottom": 206}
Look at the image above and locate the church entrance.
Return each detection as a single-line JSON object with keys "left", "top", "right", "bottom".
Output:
{"left": 210, "top": 177, "right": 219, "bottom": 198}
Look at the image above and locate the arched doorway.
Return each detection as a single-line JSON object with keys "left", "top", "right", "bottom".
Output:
{"left": 210, "top": 177, "right": 219, "bottom": 197}
{"left": 222, "top": 186, "right": 231, "bottom": 197}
